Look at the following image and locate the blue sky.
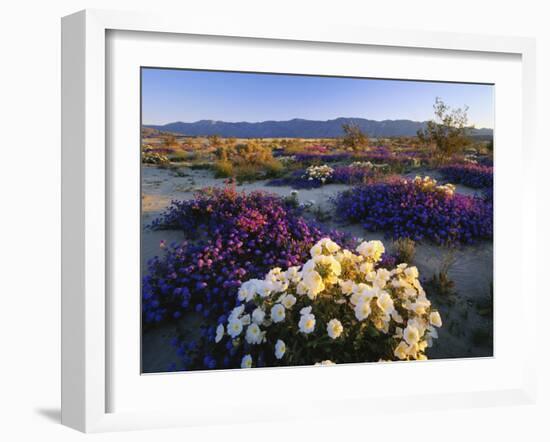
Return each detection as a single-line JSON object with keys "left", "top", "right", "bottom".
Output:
{"left": 142, "top": 68, "right": 494, "bottom": 129}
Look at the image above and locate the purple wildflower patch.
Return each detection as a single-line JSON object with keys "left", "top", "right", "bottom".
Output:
{"left": 439, "top": 163, "right": 493, "bottom": 189}
{"left": 334, "top": 179, "right": 493, "bottom": 244}
{"left": 143, "top": 187, "right": 350, "bottom": 326}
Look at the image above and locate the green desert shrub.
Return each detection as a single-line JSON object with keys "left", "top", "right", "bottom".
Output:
{"left": 426, "top": 251, "right": 456, "bottom": 304}
{"left": 393, "top": 237, "right": 416, "bottom": 263}
{"left": 214, "top": 159, "right": 234, "bottom": 178}
{"left": 169, "top": 152, "right": 191, "bottom": 163}
{"left": 234, "top": 164, "right": 262, "bottom": 182}
{"left": 214, "top": 139, "right": 283, "bottom": 180}
{"left": 263, "top": 158, "right": 284, "bottom": 178}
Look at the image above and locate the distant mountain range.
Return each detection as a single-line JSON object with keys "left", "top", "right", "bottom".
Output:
{"left": 145, "top": 117, "right": 493, "bottom": 139}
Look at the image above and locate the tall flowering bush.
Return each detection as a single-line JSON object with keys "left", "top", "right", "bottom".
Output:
{"left": 335, "top": 176, "right": 493, "bottom": 244}
{"left": 439, "top": 163, "right": 494, "bottom": 189}
{"left": 205, "top": 238, "right": 442, "bottom": 369}
{"left": 143, "top": 187, "right": 349, "bottom": 325}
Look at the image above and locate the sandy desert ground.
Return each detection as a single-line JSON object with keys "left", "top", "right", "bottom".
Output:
{"left": 141, "top": 165, "right": 493, "bottom": 372}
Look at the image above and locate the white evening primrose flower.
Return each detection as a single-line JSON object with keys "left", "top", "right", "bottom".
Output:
{"left": 410, "top": 298, "right": 431, "bottom": 315}
{"left": 393, "top": 327, "right": 403, "bottom": 339}
{"left": 228, "top": 304, "right": 245, "bottom": 322}
{"left": 336, "top": 249, "right": 359, "bottom": 264}
{"left": 284, "top": 266, "right": 301, "bottom": 283}
{"left": 417, "top": 340, "right": 428, "bottom": 352}
{"left": 356, "top": 240, "right": 385, "bottom": 262}
{"left": 266, "top": 267, "right": 283, "bottom": 282}
{"left": 313, "top": 254, "right": 342, "bottom": 274}
{"left": 272, "top": 279, "right": 289, "bottom": 293}
{"left": 338, "top": 279, "right": 354, "bottom": 295}
{"left": 373, "top": 268, "right": 391, "bottom": 289}
{"left": 354, "top": 300, "right": 372, "bottom": 321}
{"left": 270, "top": 304, "right": 286, "bottom": 323}
{"left": 215, "top": 324, "right": 224, "bottom": 343}
{"left": 256, "top": 280, "right": 274, "bottom": 298}
{"left": 310, "top": 242, "right": 323, "bottom": 257}
{"left": 426, "top": 326, "right": 439, "bottom": 347}
{"left": 327, "top": 318, "right": 344, "bottom": 339}
{"left": 302, "top": 270, "right": 325, "bottom": 299}
{"left": 376, "top": 291, "right": 395, "bottom": 316}
{"left": 414, "top": 282, "right": 426, "bottom": 296}
{"left": 241, "top": 314, "right": 251, "bottom": 326}
{"left": 296, "top": 281, "right": 308, "bottom": 296}
{"left": 227, "top": 318, "right": 243, "bottom": 338}
{"left": 251, "top": 307, "right": 265, "bottom": 325}
{"left": 391, "top": 310, "right": 404, "bottom": 324}
{"left": 321, "top": 238, "right": 341, "bottom": 254}
{"left": 403, "top": 323, "right": 420, "bottom": 345}
{"left": 429, "top": 311, "right": 443, "bottom": 327}
{"left": 298, "top": 313, "right": 316, "bottom": 334}
{"left": 300, "top": 306, "right": 312, "bottom": 316}
{"left": 274, "top": 339, "right": 286, "bottom": 359}
{"left": 241, "top": 354, "right": 252, "bottom": 369}
{"left": 281, "top": 294, "right": 297, "bottom": 309}
{"left": 394, "top": 341, "right": 409, "bottom": 360}
{"left": 390, "top": 277, "right": 408, "bottom": 289}
{"left": 406, "top": 342, "right": 420, "bottom": 359}
{"left": 301, "top": 258, "right": 316, "bottom": 274}
{"left": 327, "top": 255, "right": 342, "bottom": 276}
{"left": 351, "top": 283, "right": 375, "bottom": 306}
{"left": 404, "top": 266, "right": 419, "bottom": 281}
{"left": 314, "top": 360, "right": 335, "bottom": 366}
{"left": 238, "top": 280, "right": 259, "bottom": 302}
{"left": 245, "top": 323, "right": 263, "bottom": 345}
{"left": 359, "top": 261, "right": 375, "bottom": 275}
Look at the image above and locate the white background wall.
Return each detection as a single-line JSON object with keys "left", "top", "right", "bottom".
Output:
{"left": 0, "top": 1, "right": 547, "bottom": 440}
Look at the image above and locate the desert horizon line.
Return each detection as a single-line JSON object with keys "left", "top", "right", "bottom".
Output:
{"left": 143, "top": 116, "right": 494, "bottom": 131}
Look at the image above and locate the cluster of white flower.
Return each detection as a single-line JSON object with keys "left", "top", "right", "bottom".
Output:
{"left": 142, "top": 145, "right": 169, "bottom": 164}
{"left": 303, "top": 165, "right": 334, "bottom": 183}
{"left": 215, "top": 238, "right": 442, "bottom": 368}
{"left": 412, "top": 176, "right": 456, "bottom": 197}
{"left": 278, "top": 155, "right": 297, "bottom": 165}
{"left": 349, "top": 161, "right": 374, "bottom": 169}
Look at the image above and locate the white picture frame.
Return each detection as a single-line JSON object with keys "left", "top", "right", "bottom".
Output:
{"left": 61, "top": 9, "right": 537, "bottom": 433}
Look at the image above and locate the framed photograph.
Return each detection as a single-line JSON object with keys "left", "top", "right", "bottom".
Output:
{"left": 61, "top": 9, "right": 537, "bottom": 432}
